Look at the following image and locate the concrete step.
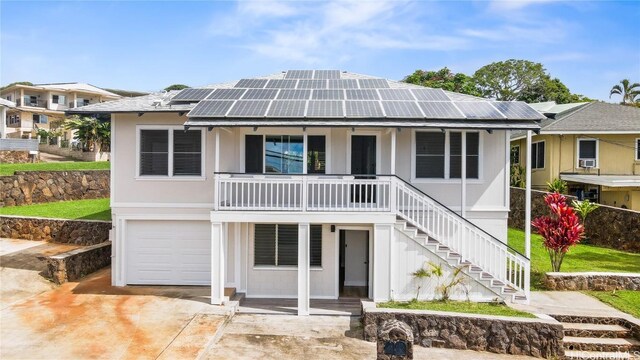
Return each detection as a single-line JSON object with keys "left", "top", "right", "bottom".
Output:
{"left": 563, "top": 336, "right": 640, "bottom": 353}
{"left": 564, "top": 350, "right": 633, "bottom": 360}
{"left": 562, "top": 323, "right": 630, "bottom": 338}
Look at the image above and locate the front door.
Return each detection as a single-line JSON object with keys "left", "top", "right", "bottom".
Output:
{"left": 350, "top": 135, "right": 376, "bottom": 203}
{"left": 339, "top": 230, "right": 369, "bottom": 298}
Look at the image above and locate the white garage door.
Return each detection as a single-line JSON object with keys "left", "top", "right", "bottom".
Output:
{"left": 126, "top": 220, "right": 211, "bottom": 285}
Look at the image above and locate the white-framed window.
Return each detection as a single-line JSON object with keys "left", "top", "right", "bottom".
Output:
{"left": 577, "top": 138, "right": 598, "bottom": 168}
{"left": 6, "top": 95, "right": 12, "bottom": 101}
{"left": 635, "top": 138, "right": 640, "bottom": 161}
{"left": 412, "top": 130, "right": 481, "bottom": 181}
{"left": 511, "top": 144, "right": 520, "bottom": 165}
{"left": 254, "top": 224, "right": 322, "bottom": 267}
{"left": 33, "top": 114, "right": 48, "bottom": 124}
{"left": 531, "top": 141, "right": 545, "bottom": 169}
{"left": 244, "top": 132, "right": 328, "bottom": 174}
{"left": 136, "top": 125, "right": 205, "bottom": 179}
{"left": 52, "top": 94, "right": 66, "bottom": 104}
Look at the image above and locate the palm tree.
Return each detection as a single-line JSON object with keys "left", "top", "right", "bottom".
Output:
{"left": 609, "top": 79, "right": 640, "bottom": 104}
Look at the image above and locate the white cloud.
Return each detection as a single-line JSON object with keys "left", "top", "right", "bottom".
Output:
{"left": 488, "top": 0, "right": 559, "bottom": 11}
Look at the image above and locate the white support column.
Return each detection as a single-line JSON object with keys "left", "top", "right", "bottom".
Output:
{"left": 303, "top": 131, "right": 308, "bottom": 174}
{"left": 373, "top": 223, "right": 393, "bottom": 302}
{"left": 1, "top": 106, "right": 6, "bottom": 139}
{"left": 461, "top": 131, "right": 467, "bottom": 218}
{"left": 525, "top": 131, "right": 532, "bottom": 259}
{"left": 211, "top": 222, "right": 225, "bottom": 305}
{"left": 297, "top": 223, "right": 310, "bottom": 316}
{"left": 214, "top": 128, "right": 220, "bottom": 173}
{"left": 214, "top": 129, "right": 220, "bottom": 211}
{"left": 390, "top": 129, "right": 397, "bottom": 174}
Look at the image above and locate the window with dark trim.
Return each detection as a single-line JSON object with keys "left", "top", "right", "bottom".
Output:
{"left": 245, "top": 134, "right": 326, "bottom": 174}
{"left": 139, "top": 128, "right": 202, "bottom": 177}
{"left": 531, "top": 141, "right": 545, "bottom": 169}
{"left": 415, "top": 131, "right": 480, "bottom": 179}
{"left": 32, "top": 114, "right": 48, "bottom": 124}
{"left": 307, "top": 136, "right": 326, "bottom": 174}
{"left": 578, "top": 139, "right": 597, "bottom": 161}
{"left": 415, "top": 132, "right": 445, "bottom": 178}
{"left": 254, "top": 224, "right": 322, "bottom": 267}
{"left": 52, "top": 95, "right": 66, "bottom": 104}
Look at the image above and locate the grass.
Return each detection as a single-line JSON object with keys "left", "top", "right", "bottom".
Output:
{"left": 508, "top": 228, "right": 640, "bottom": 290}
{"left": 0, "top": 161, "right": 110, "bottom": 176}
{"left": 0, "top": 198, "right": 111, "bottom": 221}
{"left": 378, "top": 300, "right": 536, "bottom": 318}
{"left": 584, "top": 291, "right": 640, "bottom": 319}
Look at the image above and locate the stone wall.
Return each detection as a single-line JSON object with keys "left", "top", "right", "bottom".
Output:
{"left": 362, "top": 302, "right": 564, "bottom": 359}
{"left": 544, "top": 272, "right": 640, "bottom": 291}
{"left": 0, "top": 215, "right": 110, "bottom": 245}
{"left": 510, "top": 187, "right": 640, "bottom": 253}
{"left": 0, "top": 170, "right": 109, "bottom": 206}
{"left": 41, "top": 242, "right": 111, "bottom": 284}
{"left": 0, "top": 150, "right": 34, "bottom": 164}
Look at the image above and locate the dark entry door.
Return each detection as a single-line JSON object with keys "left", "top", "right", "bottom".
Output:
{"left": 351, "top": 135, "right": 376, "bottom": 203}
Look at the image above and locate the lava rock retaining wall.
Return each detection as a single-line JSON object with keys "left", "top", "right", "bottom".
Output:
{"left": 0, "top": 150, "right": 33, "bottom": 164}
{"left": 544, "top": 272, "right": 640, "bottom": 291}
{"left": 0, "top": 215, "right": 110, "bottom": 245}
{"left": 362, "top": 302, "right": 564, "bottom": 359}
{"left": 41, "top": 242, "right": 111, "bottom": 284}
{"left": 1, "top": 170, "right": 109, "bottom": 207}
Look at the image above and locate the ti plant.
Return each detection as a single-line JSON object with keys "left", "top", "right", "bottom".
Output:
{"left": 571, "top": 199, "right": 599, "bottom": 222}
{"left": 546, "top": 178, "right": 568, "bottom": 194}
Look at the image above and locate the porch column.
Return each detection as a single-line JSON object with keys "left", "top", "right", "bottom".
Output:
{"left": 461, "top": 131, "right": 467, "bottom": 218}
{"left": 211, "top": 222, "right": 225, "bottom": 305}
{"left": 373, "top": 223, "right": 393, "bottom": 302}
{"left": 524, "top": 131, "right": 532, "bottom": 259}
{"left": 390, "top": 129, "right": 396, "bottom": 174}
{"left": 297, "top": 223, "right": 310, "bottom": 316}
{"left": 1, "top": 106, "right": 6, "bottom": 138}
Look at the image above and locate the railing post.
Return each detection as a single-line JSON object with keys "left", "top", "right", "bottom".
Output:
{"left": 524, "top": 261, "right": 531, "bottom": 304}
{"left": 390, "top": 177, "right": 397, "bottom": 214}
{"left": 302, "top": 176, "right": 308, "bottom": 212}
{"left": 213, "top": 174, "right": 219, "bottom": 211}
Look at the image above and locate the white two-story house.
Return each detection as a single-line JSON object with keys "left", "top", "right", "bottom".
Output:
{"left": 68, "top": 70, "right": 542, "bottom": 315}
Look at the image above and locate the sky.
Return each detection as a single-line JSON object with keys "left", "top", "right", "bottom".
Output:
{"left": 1, "top": 0, "right": 639, "bottom": 101}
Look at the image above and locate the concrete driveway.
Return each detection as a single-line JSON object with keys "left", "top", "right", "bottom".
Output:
{"left": 0, "top": 239, "right": 227, "bottom": 360}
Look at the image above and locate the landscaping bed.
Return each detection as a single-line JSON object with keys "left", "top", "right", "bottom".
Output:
{"left": 378, "top": 300, "right": 535, "bottom": 318}
{"left": 0, "top": 198, "right": 111, "bottom": 221}
{"left": 0, "top": 161, "right": 110, "bottom": 176}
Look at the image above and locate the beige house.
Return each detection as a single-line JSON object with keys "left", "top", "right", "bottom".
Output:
{"left": 0, "top": 83, "right": 121, "bottom": 139}
{"left": 511, "top": 102, "right": 640, "bottom": 210}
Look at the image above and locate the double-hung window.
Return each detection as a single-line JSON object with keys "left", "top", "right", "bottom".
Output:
{"left": 531, "top": 141, "right": 545, "bottom": 169}
{"left": 414, "top": 130, "right": 480, "bottom": 180}
{"left": 254, "top": 224, "right": 322, "bottom": 267}
{"left": 138, "top": 127, "right": 203, "bottom": 178}
{"left": 245, "top": 134, "right": 327, "bottom": 174}
{"left": 577, "top": 139, "right": 598, "bottom": 168}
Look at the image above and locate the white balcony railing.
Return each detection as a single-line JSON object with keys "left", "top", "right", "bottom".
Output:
{"left": 213, "top": 173, "right": 530, "bottom": 297}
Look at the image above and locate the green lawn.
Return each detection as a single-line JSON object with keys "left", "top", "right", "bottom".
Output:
{"left": 508, "top": 228, "right": 640, "bottom": 290}
{"left": 0, "top": 198, "right": 111, "bottom": 221}
{"left": 585, "top": 291, "right": 640, "bottom": 319}
{"left": 378, "top": 300, "right": 535, "bottom": 318}
{"left": 0, "top": 161, "right": 110, "bottom": 176}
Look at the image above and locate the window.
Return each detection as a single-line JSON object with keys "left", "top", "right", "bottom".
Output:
{"left": 138, "top": 127, "right": 203, "bottom": 177}
{"left": 254, "top": 224, "right": 322, "bottom": 267}
{"left": 636, "top": 139, "right": 640, "bottom": 161}
{"left": 52, "top": 95, "right": 66, "bottom": 104}
{"left": 577, "top": 139, "right": 598, "bottom": 167}
{"left": 32, "top": 114, "right": 48, "bottom": 124}
{"left": 245, "top": 134, "right": 327, "bottom": 174}
{"left": 511, "top": 145, "right": 520, "bottom": 165}
{"left": 414, "top": 131, "right": 480, "bottom": 179}
{"left": 531, "top": 141, "right": 545, "bottom": 169}
{"left": 6, "top": 95, "right": 11, "bottom": 101}
{"left": 8, "top": 114, "right": 20, "bottom": 125}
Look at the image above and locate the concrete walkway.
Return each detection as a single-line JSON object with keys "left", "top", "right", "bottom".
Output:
{"left": 510, "top": 291, "right": 630, "bottom": 318}
{"left": 38, "top": 151, "right": 76, "bottom": 162}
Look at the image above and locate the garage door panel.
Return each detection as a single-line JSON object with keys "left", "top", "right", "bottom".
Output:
{"left": 126, "top": 220, "right": 211, "bottom": 285}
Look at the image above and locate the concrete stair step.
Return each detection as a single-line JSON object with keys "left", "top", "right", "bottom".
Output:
{"left": 563, "top": 336, "right": 640, "bottom": 353}
{"left": 562, "top": 323, "right": 630, "bottom": 338}
{"left": 564, "top": 350, "right": 633, "bottom": 360}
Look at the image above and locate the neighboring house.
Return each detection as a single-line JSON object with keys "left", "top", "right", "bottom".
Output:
{"left": 68, "top": 70, "right": 542, "bottom": 315}
{"left": 511, "top": 101, "right": 640, "bottom": 210}
{"left": 0, "top": 98, "right": 16, "bottom": 138}
{"left": 0, "top": 83, "right": 121, "bottom": 139}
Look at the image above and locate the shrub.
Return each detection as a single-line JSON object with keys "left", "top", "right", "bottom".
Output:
{"left": 547, "top": 178, "right": 567, "bottom": 193}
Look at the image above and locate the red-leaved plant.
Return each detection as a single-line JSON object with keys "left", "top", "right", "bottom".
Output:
{"left": 531, "top": 192, "right": 585, "bottom": 272}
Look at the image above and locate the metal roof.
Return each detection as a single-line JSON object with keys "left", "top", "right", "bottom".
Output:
{"left": 560, "top": 174, "right": 640, "bottom": 187}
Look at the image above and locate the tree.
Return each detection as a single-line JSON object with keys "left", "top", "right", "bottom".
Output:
{"left": 403, "top": 68, "right": 482, "bottom": 96}
{"left": 0, "top": 81, "right": 34, "bottom": 90}
{"left": 164, "top": 84, "right": 189, "bottom": 91}
{"left": 473, "top": 59, "right": 548, "bottom": 101}
{"left": 609, "top": 79, "right": 640, "bottom": 104}
{"left": 521, "top": 77, "right": 592, "bottom": 104}
{"left": 63, "top": 116, "right": 110, "bottom": 152}
{"left": 531, "top": 193, "right": 584, "bottom": 272}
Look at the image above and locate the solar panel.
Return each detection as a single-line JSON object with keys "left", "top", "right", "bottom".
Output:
{"left": 378, "top": 89, "right": 415, "bottom": 101}
{"left": 492, "top": 102, "right": 542, "bottom": 119}
{"left": 411, "top": 88, "right": 450, "bottom": 101}
{"left": 297, "top": 79, "right": 327, "bottom": 89}
{"left": 312, "top": 90, "right": 345, "bottom": 100}
{"left": 234, "top": 79, "right": 268, "bottom": 88}
{"left": 267, "top": 101, "right": 306, "bottom": 117}
{"left": 206, "top": 88, "right": 247, "bottom": 100}
{"left": 381, "top": 101, "right": 423, "bottom": 118}
{"left": 358, "top": 79, "right": 390, "bottom": 88}
{"left": 328, "top": 79, "right": 359, "bottom": 89}
{"left": 417, "top": 102, "right": 463, "bottom": 118}
{"left": 345, "top": 89, "right": 380, "bottom": 100}
{"left": 285, "top": 70, "right": 314, "bottom": 79}
{"left": 172, "top": 88, "right": 214, "bottom": 101}
{"left": 313, "top": 70, "right": 341, "bottom": 79}
{"left": 188, "top": 100, "right": 235, "bottom": 117}
{"left": 265, "top": 79, "right": 298, "bottom": 89}
{"left": 455, "top": 101, "right": 505, "bottom": 119}
{"left": 345, "top": 101, "right": 384, "bottom": 117}
{"left": 227, "top": 100, "right": 271, "bottom": 117}
{"left": 241, "top": 88, "right": 279, "bottom": 100}
{"left": 276, "top": 89, "right": 311, "bottom": 100}
{"left": 306, "top": 100, "right": 343, "bottom": 117}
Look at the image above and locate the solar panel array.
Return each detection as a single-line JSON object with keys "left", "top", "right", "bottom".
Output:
{"left": 178, "top": 71, "right": 544, "bottom": 120}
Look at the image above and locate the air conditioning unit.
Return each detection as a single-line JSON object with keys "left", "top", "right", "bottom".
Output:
{"left": 579, "top": 159, "right": 596, "bottom": 168}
